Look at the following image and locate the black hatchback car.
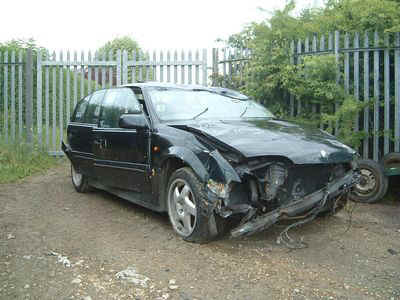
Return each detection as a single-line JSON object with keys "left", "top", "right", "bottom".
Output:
{"left": 62, "top": 83, "right": 359, "bottom": 243}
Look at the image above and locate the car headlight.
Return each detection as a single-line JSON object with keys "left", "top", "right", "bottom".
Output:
{"left": 207, "top": 179, "right": 228, "bottom": 198}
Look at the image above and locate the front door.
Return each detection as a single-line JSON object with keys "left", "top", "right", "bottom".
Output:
{"left": 93, "top": 88, "right": 149, "bottom": 192}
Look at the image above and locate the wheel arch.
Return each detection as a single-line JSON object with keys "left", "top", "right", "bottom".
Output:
{"left": 157, "top": 146, "right": 209, "bottom": 211}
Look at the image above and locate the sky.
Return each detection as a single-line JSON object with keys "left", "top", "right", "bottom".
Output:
{"left": 0, "top": 0, "right": 323, "bottom": 52}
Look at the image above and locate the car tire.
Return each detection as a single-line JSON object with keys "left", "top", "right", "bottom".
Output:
{"left": 167, "top": 167, "right": 228, "bottom": 243}
{"left": 71, "top": 164, "right": 91, "bottom": 193}
{"left": 349, "top": 159, "right": 388, "bottom": 203}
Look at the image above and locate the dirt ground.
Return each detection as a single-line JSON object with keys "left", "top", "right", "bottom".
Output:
{"left": 1, "top": 162, "right": 400, "bottom": 300}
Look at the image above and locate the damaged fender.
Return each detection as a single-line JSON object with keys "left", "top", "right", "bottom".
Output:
{"left": 161, "top": 146, "right": 209, "bottom": 182}
{"left": 160, "top": 146, "right": 241, "bottom": 186}
{"left": 208, "top": 150, "right": 241, "bottom": 183}
{"left": 160, "top": 147, "right": 242, "bottom": 217}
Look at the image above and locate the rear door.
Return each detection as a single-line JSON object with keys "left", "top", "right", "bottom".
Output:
{"left": 68, "top": 90, "right": 105, "bottom": 176}
{"left": 93, "top": 88, "right": 149, "bottom": 191}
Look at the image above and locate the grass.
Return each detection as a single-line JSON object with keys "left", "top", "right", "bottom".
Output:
{"left": 0, "top": 140, "right": 63, "bottom": 184}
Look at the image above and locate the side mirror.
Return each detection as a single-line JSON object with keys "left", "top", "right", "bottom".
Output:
{"left": 119, "top": 114, "right": 148, "bottom": 130}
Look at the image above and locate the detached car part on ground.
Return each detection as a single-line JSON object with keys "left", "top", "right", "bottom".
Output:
{"left": 63, "top": 83, "right": 360, "bottom": 243}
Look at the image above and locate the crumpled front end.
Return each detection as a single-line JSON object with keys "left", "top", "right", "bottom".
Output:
{"left": 230, "top": 169, "right": 358, "bottom": 237}
{"left": 204, "top": 151, "right": 360, "bottom": 238}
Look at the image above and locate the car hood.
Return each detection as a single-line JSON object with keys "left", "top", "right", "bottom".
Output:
{"left": 169, "top": 119, "right": 356, "bottom": 164}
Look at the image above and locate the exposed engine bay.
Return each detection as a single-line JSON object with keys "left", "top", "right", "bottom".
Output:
{"left": 205, "top": 151, "right": 359, "bottom": 246}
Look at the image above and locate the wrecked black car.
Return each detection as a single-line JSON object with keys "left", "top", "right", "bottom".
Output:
{"left": 62, "top": 83, "right": 359, "bottom": 243}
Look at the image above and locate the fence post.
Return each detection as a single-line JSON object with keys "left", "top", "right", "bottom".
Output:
{"left": 25, "top": 48, "right": 33, "bottom": 146}
{"left": 384, "top": 33, "right": 390, "bottom": 155}
{"left": 363, "top": 32, "right": 370, "bottom": 159}
{"left": 290, "top": 40, "right": 295, "bottom": 117}
{"left": 202, "top": 49, "right": 207, "bottom": 86}
{"left": 37, "top": 50, "right": 42, "bottom": 146}
{"left": 334, "top": 31, "right": 340, "bottom": 134}
{"left": 395, "top": 32, "right": 400, "bottom": 152}
{"left": 4, "top": 51, "right": 8, "bottom": 143}
{"left": 116, "top": 50, "right": 121, "bottom": 86}
{"left": 373, "top": 30, "right": 380, "bottom": 161}
{"left": 122, "top": 50, "right": 128, "bottom": 85}
{"left": 212, "top": 48, "right": 218, "bottom": 86}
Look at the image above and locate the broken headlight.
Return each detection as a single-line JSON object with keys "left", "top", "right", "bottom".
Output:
{"left": 207, "top": 179, "right": 228, "bottom": 198}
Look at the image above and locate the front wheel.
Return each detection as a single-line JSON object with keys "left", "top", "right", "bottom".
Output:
{"left": 71, "top": 164, "right": 91, "bottom": 193}
{"left": 166, "top": 167, "right": 228, "bottom": 243}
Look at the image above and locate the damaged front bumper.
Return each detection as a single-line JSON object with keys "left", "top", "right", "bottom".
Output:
{"left": 230, "top": 170, "right": 359, "bottom": 238}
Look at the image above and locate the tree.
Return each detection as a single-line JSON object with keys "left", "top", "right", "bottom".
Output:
{"left": 96, "top": 36, "right": 152, "bottom": 82}
{"left": 97, "top": 36, "right": 142, "bottom": 60}
{"left": 218, "top": 0, "right": 400, "bottom": 147}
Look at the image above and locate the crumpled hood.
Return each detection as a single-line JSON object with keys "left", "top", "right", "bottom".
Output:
{"left": 171, "top": 119, "right": 356, "bottom": 164}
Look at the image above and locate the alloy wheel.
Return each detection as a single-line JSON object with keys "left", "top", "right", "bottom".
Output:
{"left": 167, "top": 178, "right": 197, "bottom": 237}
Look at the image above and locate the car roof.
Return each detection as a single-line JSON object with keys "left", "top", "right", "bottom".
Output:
{"left": 121, "top": 82, "right": 249, "bottom": 100}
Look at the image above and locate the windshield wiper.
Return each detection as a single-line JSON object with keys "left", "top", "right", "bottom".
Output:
{"left": 192, "top": 107, "right": 209, "bottom": 120}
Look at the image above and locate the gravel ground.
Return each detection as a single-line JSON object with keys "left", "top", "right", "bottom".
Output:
{"left": 1, "top": 162, "right": 400, "bottom": 300}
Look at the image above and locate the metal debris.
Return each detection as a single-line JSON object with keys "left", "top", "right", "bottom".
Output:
{"left": 48, "top": 251, "right": 71, "bottom": 267}
{"left": 115, "top": 266, "right": 150, "bottom": 288}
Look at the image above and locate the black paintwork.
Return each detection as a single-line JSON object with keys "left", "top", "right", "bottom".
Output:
{"left": 63, "top": 83, "right": 357, "bottom": 216}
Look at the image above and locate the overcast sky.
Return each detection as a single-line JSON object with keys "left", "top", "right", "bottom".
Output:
{"left": 0, "top": 0, "right": 322, "bottom": 52}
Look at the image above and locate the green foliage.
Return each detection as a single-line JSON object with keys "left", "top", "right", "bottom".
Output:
{"left": 0, "top": 140, "right": 61, "bottom": 183}
{"left": 97, "top": 36, "right": 142, "bottom": 60}
{"left": 322, "top": 97, "right": 367, "bottom": 148}
{"left": 97, "top": 36, "right": 152, "bottom": 81}
{"left": 309, "top": 0, "right": 400, "bottom": 33}
{"left": 220, "top": 0, "right": 400, "bottom": 148}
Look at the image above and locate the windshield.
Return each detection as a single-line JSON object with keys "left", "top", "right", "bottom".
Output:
{"left": 148, "top": 88, "right": 275, "bottom": 121}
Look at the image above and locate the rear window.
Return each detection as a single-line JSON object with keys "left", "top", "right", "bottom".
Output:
{"left": 72, "top": 95, "right": 91, "bottom": 122}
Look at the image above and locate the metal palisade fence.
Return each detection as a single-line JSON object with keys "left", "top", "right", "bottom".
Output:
{"left": 0, "top": 48, "right": 208, "bottom": 155}
{"left": 291, "top": 31, "right": 400, "bottom": 161}
{"left": 212, "top": 31, "right": 400, "bottom": 161}
{"left": 212, "top": 48, "right": 250, "bottom": 88}
{"left": 1, "top": 32, "right": 400, "bottom": 161}
{"left": 0, "top": 50, "right": 27, "bottom": 144}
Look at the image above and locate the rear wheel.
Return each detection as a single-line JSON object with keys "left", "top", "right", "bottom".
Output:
{"left": 349, "top": 159, "right": 388, "bottom": 203}
{"left": 71, "top": 164, "right": 91, "bottom": 193}
{"left": 167, "top": 167, "right": 228, "bottom": 243}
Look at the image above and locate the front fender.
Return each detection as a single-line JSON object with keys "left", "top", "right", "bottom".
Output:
{"left": 159, "top": 147, "right": 241, "bottom": 185}
{"left": 160, "top": 146, "right": 209, "bottom": 182}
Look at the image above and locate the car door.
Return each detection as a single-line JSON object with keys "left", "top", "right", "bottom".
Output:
{"left": 93, "top": 87, "right": 149, "bottom": 192}
{"left": 67, "top": 90, "right": 105, "bottom": 176}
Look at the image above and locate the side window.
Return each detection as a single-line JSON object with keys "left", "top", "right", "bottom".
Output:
{"left": 84, "top": 90, "right": 105, "bottom": 124}
{"left": 100, "top": 88, "right": 141, "bottom": 128}
{"left": 72, "top": 95, "right": 91, "bottom": 122}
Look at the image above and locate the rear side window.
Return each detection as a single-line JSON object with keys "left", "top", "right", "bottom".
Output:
{"left": 72, "top": 95, "right": 91, "bottom": 122}
{"left": 84, "top": 90, "right": 106, "bottom": 124}
{"left": 100, "top": 88, "right": 141, "bottom": 128}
